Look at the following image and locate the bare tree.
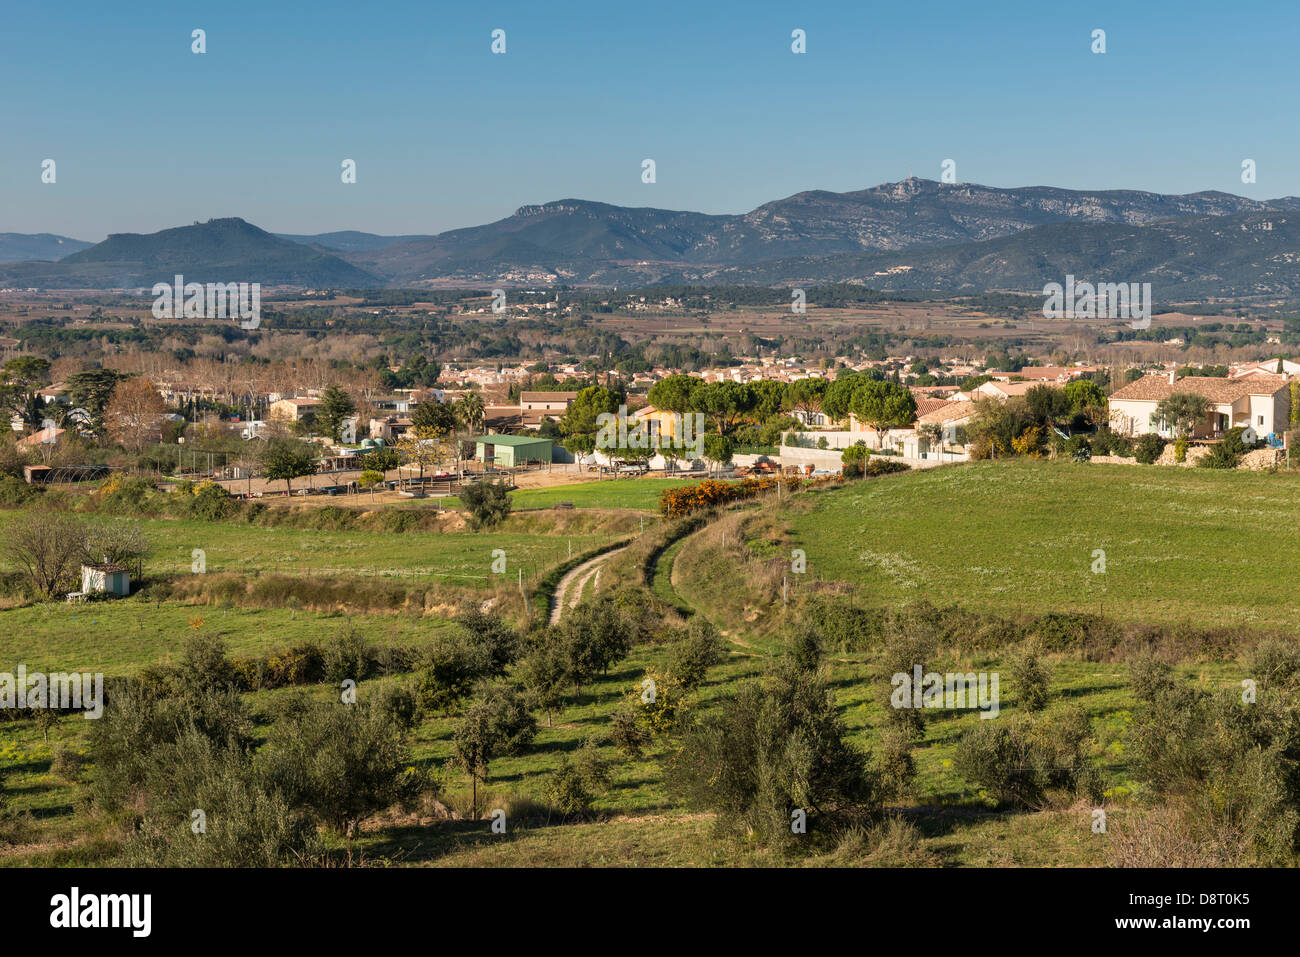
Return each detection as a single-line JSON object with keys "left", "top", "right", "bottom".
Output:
{"left": 80, "top": 521, "right": 150, "bottom": 578}
{"left": 104, "top": 378, "right": 166, "bottom": 452}
{"left": 3, "top": 512, "right": 86, "bottom": 599}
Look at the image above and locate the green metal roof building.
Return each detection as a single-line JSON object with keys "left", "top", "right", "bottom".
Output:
{"left": 473, "top": 434, "right": 553, "bottom": 467}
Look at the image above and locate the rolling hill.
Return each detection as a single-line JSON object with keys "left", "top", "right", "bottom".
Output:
{"left": 3, "top": 218, "right": 383, "bottom": 288}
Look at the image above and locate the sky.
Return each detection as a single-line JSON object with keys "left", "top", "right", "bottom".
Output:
{"left": 1, "top": 0, "right": 1295, "bottom": 240}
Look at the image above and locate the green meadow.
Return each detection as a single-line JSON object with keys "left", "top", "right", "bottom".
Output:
{"left": 2, "top": 459, "right": 1294, "bottom": 868}
{"left": 0, "top": 511, "right": 607, "bottom": 585}
{"left": 788, "top": 459, "right": 1300, "bottom": 633}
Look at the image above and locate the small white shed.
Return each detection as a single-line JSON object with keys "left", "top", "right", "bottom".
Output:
{"left": 81, "top": 563, "right": 130, "bottom": 597}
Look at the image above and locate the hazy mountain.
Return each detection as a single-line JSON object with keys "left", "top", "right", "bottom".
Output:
{"left": 274, "top": 230, "right": 434, "bottom": 252}
{"left": 343, "top": 179, "right": 1298, "bottom": 285}
{"left": 0, "top": 233, "right": 92, "bottom": 263}
{"left": 7, "top": 182, "right": 1300, "bottom": 295}
{"left": 695, "top": 209, "right": 1300, "bottom": 300}
{"left": 14, "top": 218, "right": 383, "bottom": 288}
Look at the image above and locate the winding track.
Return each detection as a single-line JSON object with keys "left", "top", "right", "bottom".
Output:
{"left": 549, "top": 546, "right": 629, "bottom": 624}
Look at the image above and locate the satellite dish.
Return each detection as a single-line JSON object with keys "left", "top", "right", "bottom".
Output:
{"left": 1240, "top": 425, "right": 1258, "bottom": 444}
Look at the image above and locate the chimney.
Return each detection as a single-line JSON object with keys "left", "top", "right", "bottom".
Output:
{"left": 1168, "top": 370, "right": 1176, "bottom": 384}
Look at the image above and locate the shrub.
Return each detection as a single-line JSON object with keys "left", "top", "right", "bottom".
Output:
{"left": 51, "top": 744, "right": 84, "bottom": 783}
{"left": 373, "top": 510, "right": 422, "bottom": 534}
{"left": 786, "top": 619, "right": 823, "bottom": 672}
{"left": 1247, "top": 638, "right": 1300, "bottom": 692}
{"left": 1063, "top": 435, "right": 1091, "bottom": 461}
{"left": 877, "top": 727, "right": 916, "bottom": 800}
{"left": 546, "top": 757, "right": 594, "bottom": 816}
{"left": 417, "top": 632, "right": 492, "bottom": 716}
{"left": 660, "top": 477, "right": 778, "bottom": 517}
{"left": 370, "top": 680, "right": 421, "bottom": 731}
{"left": 667, "top": 616, "right": 724, "bottom": 688}
{"left": 1009, "top": 641, "right": 1052, "bottom": 711}
{"left": 876, "top": 609, "right": 939, "bottom": 735}
{"left": 628, "top": 667, "right": 687, "bottom": 738}
{"left": 187, "top": 481, "right": 240, "bottom": 521}
{"left": 261, "top": 693, "right": 420, "bottom": 835}
{"left": 1199, "top": 435, "right": 1244, "bottom": 469}
{"left": 667, "top": 657, "right": 877, "bottom": 849}
{"left": 1091, "top": 430, "right": 1133, "bottom": 457}
{"left": 323, "top": 625, "right": 370, "bottom": 685}
{"left": 460, "top": 479, "right": 512, "bottom": 530}
{"left": 842, "top": 457, "right": 910, "bottom": 479}
{"left": 0, "top": 475, "right": 39, "bottom": 506}
{"left": 546, "top": 739, "right": 610, "bottom": 818}
{"left": 116, "top": 728, "right": 322, "bottom": 867}
{"left": 609, "top": 707, "right": 648, "bottom": 758}
{"left": 1026, "top": 612, "right": 1116, "bottom": 655}
{"left": 841, "top": 441, "right": 870, "bottom": 465}
{"left": 954, "top": 708, "right": 1092, "bottom": 809}
{"left": 1134, "top": 433, "right": 1167, "bottom": 465}
{"left": 798, "top": 596, "right": 884, "bottom": 653}
{"left": 1126, "top": 667, "right": 1300, "bottom": 863}
{"left": 263, "top": 643, "right": 326, "bottom": 688}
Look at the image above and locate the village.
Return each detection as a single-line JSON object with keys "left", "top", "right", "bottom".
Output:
{"left": 14, "top": 345, "right": 1297, "bottom": 503}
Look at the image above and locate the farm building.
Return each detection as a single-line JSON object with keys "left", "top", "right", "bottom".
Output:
{"left": 80, "top": 563, "right": 131, "bottom": 597}
{"left": 473, "top": 434, "right": 553, "bottom": 467}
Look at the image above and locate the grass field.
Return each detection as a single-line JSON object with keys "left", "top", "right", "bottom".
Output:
{"left": 788, "top": 459, "right": 1300, "bottom": 632}
{"left": 0, "top": 511, "right": 608, "bottom": 586}
{"left": 0, "top": 601, "right": 459, "bottom": 677}
{"left": 4, "top": 459, "right": 1291, "bottom": 868}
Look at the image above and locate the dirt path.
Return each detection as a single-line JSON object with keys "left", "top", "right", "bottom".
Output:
{"left": 549, "top": 546, "right": 628, "bottom": 624}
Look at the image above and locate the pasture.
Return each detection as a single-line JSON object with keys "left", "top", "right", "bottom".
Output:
{"left": 787, "top": 459, "right": 1300, "bottom": 632}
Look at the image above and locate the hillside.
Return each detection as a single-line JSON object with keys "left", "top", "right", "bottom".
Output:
{"left": 707, "top": 209, "right": 1300, "bottom": 298}
{"left": 346, "top": 179, "right": 1299, "bottom": 287}
{"left": 18, "top": 218, "right": 384, "bottom": 288}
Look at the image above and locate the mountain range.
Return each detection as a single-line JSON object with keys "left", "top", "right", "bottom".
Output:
{"left": 5, "top": 179, "right": 1300, "bottom": 298}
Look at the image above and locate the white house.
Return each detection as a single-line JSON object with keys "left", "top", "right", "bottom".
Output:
{"left": 520, "top": 391, "right": 577, "bottom": 414}
{"left": 1108, "top": 372, "right": 1291, "bottom": 440}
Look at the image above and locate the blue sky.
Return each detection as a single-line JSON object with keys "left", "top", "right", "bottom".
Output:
{"left": 1, "top": 0, "right": 1294, "bottom": 240}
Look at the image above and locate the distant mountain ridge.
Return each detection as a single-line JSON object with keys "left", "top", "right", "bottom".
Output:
{"left": 339, "top": 178, "right": 1300, "bottom": 287}
{"left": 0, "top": 233, "right": 92, "bottom": 263}
{"left": 5, "top": 180, "right": 1300, "bottom": 295}
{"left": 687, "top": 209, "right": 1300, "bottom": 299}
{"left": 274, "top": 230, "right": 434, "bottom": 252}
